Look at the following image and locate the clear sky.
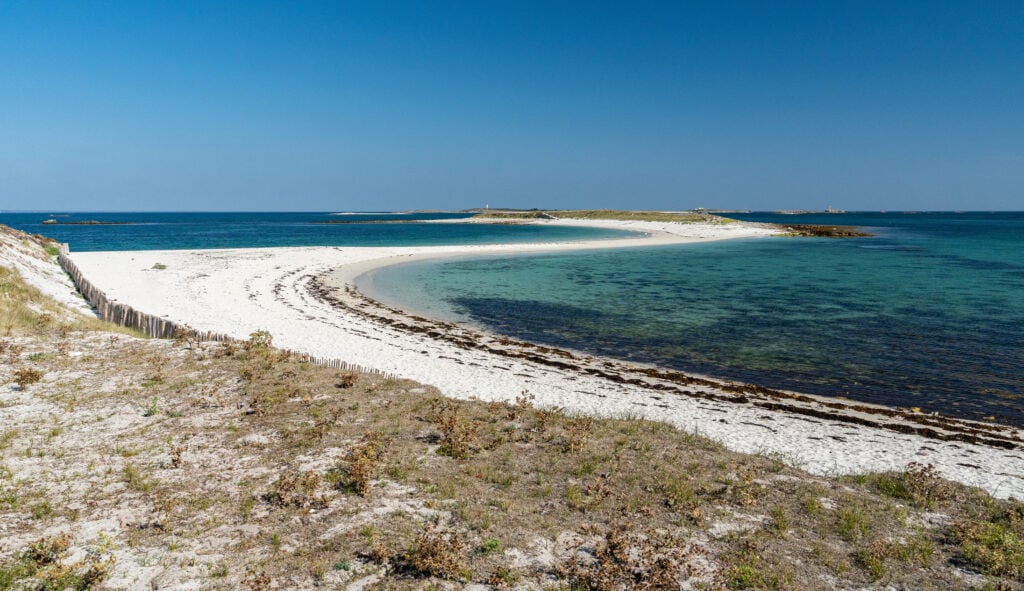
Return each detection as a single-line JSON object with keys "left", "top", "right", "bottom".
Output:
{"left": 2, "top": 1, "right": 1022, "bottom": 211}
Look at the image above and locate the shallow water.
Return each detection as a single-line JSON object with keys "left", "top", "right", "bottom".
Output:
{"left": 363, "top": 213, "right": 1024, "bottom": 425}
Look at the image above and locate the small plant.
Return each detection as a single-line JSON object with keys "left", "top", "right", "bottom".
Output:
{"left": 122, "top": 463, "right": 152, "bottom": 492}
{"left": 662, "top": 476, "right": 697, "bottom": 511}
{"left": 534, "top": 406, "right": 561, "bottom": 433}
{"left": 14, "top": 533, "right": 114, "bottom": 590}
{"left": 340, "top": 431, "right": 392, "bottom": 496}
{"left": 337, "top": 372, "right": 358, "bottom": 389}
{"left": 565, "top": 484, "right": 586, "bottom": 511}
{"left": 0, "top": 429, "right": 18, "bottom": 450}
{"left": 430, "top": 400, "right": 478, "bottom": 459}
{"left": 506, "top": 390, "right": 535, "bottom": 420}
{"left": 30, "top": 501, "right": 55, "bottom": 520}
{"left": 35, "top": 313, "right": 53, "bottom": 329}
{"left": 556, "top": 522, "right": 698, "bottom": 590}
{"left": 836, "top": 504, "right": 870, "bottom": 543}
{"left": 209, "top": 562, "right": 229, "bottom": 577}
{"left": 13, "top": 367, "right": 44, "bottom": 390}
{"left": 564, "top": 415, "right": 593, "bottom": 454}
{"left": 267, "top": 469, "right": 323, "bottom": 508}
{"left": 152, "top": 263, "right": 167, "bottom": 270}
{"left": 903, "top": 462, "right": 953, "bottom": 508}
{"left": 311, "top": 408, "right": 344, "bottom": 441}
{"left": 726, "top": 562, "right": 769, "bottom": 590}
{"left": 486, "top": 566, "right": 520, "bottom": 587}
{"left": 854, "top": 540, "right": 890, "bottom": 581}
{"left": 477, "top": 537, "right": 501, "bottom": 555}
{"left": 240, "top": 494, "right": 255, "bottom": 520}
{"left": 369, "top": 540, "right": 395, "bottom": 565}
{"left": 408, "top": 528, "right": 465, "bottom": 579}
{"left": 173, "top": 326, "right": 198, "bottom": 348}
{"left": 216, "top": 340, "right": 236, "bottom": 357}
{"left": 145, "top": 353, "right": 167, "bottom": 384}
{"left": 143, "top": 396, "right": 159, "bottom": 417}
{"left": 26, "top": 533, "right": 73, "bottom": 564}
{"left": 245, "top": 329, "right": 273, "bottom": 352}
{"left": 241, "top": 568, "right": 271, "bottom": 591}
{"left": 169, "top": 444, "right": 185, "bottom": 468}
{"left": 768, "top": 505, "right": 789, "bottom": 536}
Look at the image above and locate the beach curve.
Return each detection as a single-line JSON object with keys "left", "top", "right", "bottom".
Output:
{"left": 66, "top": 218, "right": 1024, "bottom": 499}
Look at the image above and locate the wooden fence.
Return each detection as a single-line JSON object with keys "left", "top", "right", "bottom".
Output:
{"left": 57, "top": 244, "right": 398, "bottom": 379}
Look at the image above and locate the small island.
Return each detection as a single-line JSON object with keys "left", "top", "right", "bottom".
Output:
{"left": 41, "top": 219, "right": 132, "bottom": 225}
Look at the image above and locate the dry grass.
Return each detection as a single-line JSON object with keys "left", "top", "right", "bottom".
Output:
{"left": 2, "top": 325, "right": 1023, "bottom": 589}
{"left": 0, "top": 257, "right": 136, "bottom": 339}
{"left": 2, "top": 255, "right": 1024, "bottom": 589}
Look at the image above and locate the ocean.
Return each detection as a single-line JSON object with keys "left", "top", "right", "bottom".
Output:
{"left": 3, "top": 210, "right": 1021, "bottom": 425}
{"left": 361, "top": 212, "right": 1024, "bottom": 426}
{"left": 0, "top": 211, "right": 632, "bottom": 251}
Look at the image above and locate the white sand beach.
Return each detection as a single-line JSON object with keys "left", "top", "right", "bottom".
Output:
{"left": 67, "top": 219, "right": 1024, "bottom": 499}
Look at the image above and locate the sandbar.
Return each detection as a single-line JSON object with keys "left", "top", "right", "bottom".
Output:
{"left": 67, "top": 218, "right": 1024, "bottom": 499}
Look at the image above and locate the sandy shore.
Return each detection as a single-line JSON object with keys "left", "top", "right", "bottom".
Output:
{"left": 68, "top": 219, "right": 1024, "bottom": 499}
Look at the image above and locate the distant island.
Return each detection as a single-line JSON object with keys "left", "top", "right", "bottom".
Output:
{"left": 467, "top": 208, "right": 872, "bottom": 237}
{"left": 773, "top": 205, "right": 846, "bottom": 214}
{"left": 41, "top": 219, "right": 131, "bottom": 225}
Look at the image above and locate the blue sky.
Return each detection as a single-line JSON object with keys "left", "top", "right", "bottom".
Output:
{"left": 1, "top": 1, "right": 1021, "bottom": 211}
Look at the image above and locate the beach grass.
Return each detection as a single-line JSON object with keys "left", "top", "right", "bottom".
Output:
{"left": 0, "top": 265, "right": 137, "bottom": 338}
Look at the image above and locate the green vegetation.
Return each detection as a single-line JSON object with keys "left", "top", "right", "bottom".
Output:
{"left": 951, "top": 504, "right": 1024, "bottom": 578}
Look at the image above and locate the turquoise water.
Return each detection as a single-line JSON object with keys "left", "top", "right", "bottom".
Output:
{"left": 5, "top": 209, "right": 1021, "bottom": 424}
{"left": 0, "top": 212, "right": 633, "bottom": 251}
{"left": 363, "top": 213, "right": 1024, "bottom": 425}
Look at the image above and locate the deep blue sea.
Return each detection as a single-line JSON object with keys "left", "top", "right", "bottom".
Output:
{"left": 0, "top": 211, "right": 631, "bottom": 251}
{"left": 361, "top": 212, "right": 1024, "bottom": 426}
{"left": 3, "top": 210, "right": 1022, "bottom": 425}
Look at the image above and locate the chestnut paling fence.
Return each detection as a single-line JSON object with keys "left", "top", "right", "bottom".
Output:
{"left": 58, "top": 244, "right": 397, "bottom": 379}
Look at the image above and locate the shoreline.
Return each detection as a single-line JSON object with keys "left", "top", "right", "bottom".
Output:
{"left": 315, "top": 279, "right": 1018, "bottom": 447}
{"left": 66, "top": 219, "right": 1024, "bottom": 498}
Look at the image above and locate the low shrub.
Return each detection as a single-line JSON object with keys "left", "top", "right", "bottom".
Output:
{"left": 341, "top": 431, "right": 392, "bottom": 496}
{"left": 13, "top": 367, "right": 43, "bottom": 390}
{"left": 408, "top": 528, "right": 464, "bottom": 579}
